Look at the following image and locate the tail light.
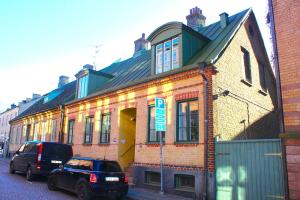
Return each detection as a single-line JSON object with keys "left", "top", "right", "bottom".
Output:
{"left": 124, "top": 175, "right": 129, "bottom": 184}
{"left": 36, "top": 143, "right": 43, "bottom": 169}
{"left": 90, "top": 173, "right": 97, "bottom": 183}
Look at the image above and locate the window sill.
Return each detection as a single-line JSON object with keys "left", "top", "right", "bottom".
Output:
{"left": 144, "top": 182, "right": 160, "bottom": 187}
{"left": 83, "top": 143, "right": 92, "bottom": 146}
{"left": 146, "top": 142, "right": 165, "bottom": 147}
{"left": 67, "top": 143, "right": 73, "bottom": 146}
{"left": 98, "top": 143, "right": 110, "bottom": 146}
{"left": 174, "top": 142, "right": 199, "bottom": 147}
{"left": 174, "top": 187, "right": 195, "bottom": 193}
{"left": 241, "top": 79, "right": 252, "bottom": 87}
{"left": 258, "top": 89, "right": 268, "bottom": 96}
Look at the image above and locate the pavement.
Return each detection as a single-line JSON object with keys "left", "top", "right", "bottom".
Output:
{"left": 0, "top": 157, "right": 192, "bottom": 200}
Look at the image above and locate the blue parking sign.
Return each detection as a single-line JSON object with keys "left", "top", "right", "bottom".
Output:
{"left": 155, "top": 98, "right": 166, "bottom": 131}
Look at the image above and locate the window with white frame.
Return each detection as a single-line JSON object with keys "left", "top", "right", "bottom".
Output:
{"left": 33, "top": 123, "right": 39, "bottom": 141}
{"left": 51, "top": 120, "right": 57, "bottom": 142}
{"left": 77, "top": 75, "right": 88, "bottom": 98}
{"left": 155, "top": 37, "right": 179, "bottom": 74}
{"left": 41, "top": 121, "right": 47, "bottom": 142}
{"left": 99, "top": 113, "right": 111, "bottom": 144}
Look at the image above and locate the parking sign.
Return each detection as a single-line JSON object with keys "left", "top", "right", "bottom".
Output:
{"left": 155, "top": 98, "right": 166, "bottom": 131}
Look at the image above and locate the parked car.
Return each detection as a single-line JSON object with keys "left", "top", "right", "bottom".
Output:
{"left": 9, "top": 141, "right": 73, "bottom": 181}
{"left": 47, "top": 157, "right": 128, "bottom": 200}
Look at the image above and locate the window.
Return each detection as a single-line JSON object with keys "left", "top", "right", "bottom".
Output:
{"left": 177, "top": 99, "right": 199, "bottom": 142}
{"left": 98, "top": 161, "right": 122, "bottom": 172}
{"left": 259, "top": 62, "right": 267, "bottom": 91}
{"left": 51, "top": 120, "right": 57, "bottom": 142}
{"left": 175, "top": 174, "right": 195, "bottom": 192}
{"left": 147, "top": 105, "right": 164, "bottom": 143}
{"left": 99, "top": 113, "right": 111, "bottom": 143}
{"left": 145, "top": 171, "right": 160, "bottom": 186}
{"left": 155, "top": 36, "right": 180, "bottom": 74}
{"left": 77, "top": 75, "right": 88, "bottom": 98}
{"left": 241, "top": 47, "right": 252, "bottom": 83}
{"left": 33, "top": 123, "right": 39, "bottom": 141}
{"left": 84, "top": 116, "right": 94, "bottom": 144}
{"left": 67, "top": 120, "right": 75, "bottom": 144}
{"left": 65, "top": 159, "right": 80, "bottom": 169}
{"left": 25, "top": 125, "right": 31, "bottom": 141}
{"left": 41, "top": 121, "right": 47, "bottom": 142}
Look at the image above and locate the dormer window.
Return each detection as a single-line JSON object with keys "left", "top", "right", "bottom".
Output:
{"left": 155, "top": 36, "right": 179, "bottom": 74}
{"left": 77, "top": 75, "right": 88, "bottom": 98}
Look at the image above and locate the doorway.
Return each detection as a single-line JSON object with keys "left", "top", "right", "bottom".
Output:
{"left": 118, "top": 108, "right": 136, "bottom": 170}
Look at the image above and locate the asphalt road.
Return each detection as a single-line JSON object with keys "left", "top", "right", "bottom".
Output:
{"left": 0, "top": 158, "right": 130, "bottom": 200}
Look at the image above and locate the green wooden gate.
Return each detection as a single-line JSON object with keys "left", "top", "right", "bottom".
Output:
{"left": 215, "top": 139, "right": 285, "bottom": 200}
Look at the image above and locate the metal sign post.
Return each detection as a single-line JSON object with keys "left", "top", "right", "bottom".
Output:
{"left": 155, "top": 98, "right": 166, "bottom": 195}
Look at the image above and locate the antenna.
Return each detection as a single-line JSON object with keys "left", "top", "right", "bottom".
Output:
{"left": 92, "top": 44, "right": 102, "bottom": 70}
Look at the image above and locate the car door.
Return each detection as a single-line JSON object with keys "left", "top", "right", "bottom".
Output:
{"left": 12, "top": 144, "right": 26, "bottom": 171}
{"left": 57, "top": 158, "right": 79, "bottom": 191}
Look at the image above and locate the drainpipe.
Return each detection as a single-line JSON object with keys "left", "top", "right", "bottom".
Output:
{"left": 199, "top": 62, "right": 209, "bottom": 200}
{"left": 58, "top": 105, "right": 65, "bottom": 143}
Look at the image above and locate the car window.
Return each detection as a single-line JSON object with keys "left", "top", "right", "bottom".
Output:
{"left": 99, "top": 161, "right": 122, "bottom": 172}
{"left": 64, "top": 159, "right": 79, "bottom": 169}
{"left": 24, "top": 144, "right": 37, "bottom": 153}
{"left": 18, "top": 144, "right": 26, "bottom": 153}
{"left": 77, "top": 160, "right": 93, "bottom": 170}
{"left": 42, "top": 143, "right": 72, "bottom": 157}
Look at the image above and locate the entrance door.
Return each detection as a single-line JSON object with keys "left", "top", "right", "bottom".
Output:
{"left": 118, "top": 108, "right": 136, "bottom": 170}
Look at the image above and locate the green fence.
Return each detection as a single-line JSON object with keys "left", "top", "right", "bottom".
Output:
{"left": 215, "top": 139, "right": 285, "bottom": 200}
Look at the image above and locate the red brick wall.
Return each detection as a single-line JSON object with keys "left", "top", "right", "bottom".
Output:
{"left": 272, "top": 0, "right": 300, "bottom": 132}
{"left": 284, "top": 139, "right": 300, "bottom": 200}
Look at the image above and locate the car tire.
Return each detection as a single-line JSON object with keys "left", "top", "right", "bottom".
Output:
{"left": 76, "top": 181, "right": 92, "bottom": 200}
{"left": 9, "top": 163, "right": 15, "bottom": 174}
{"left": 47, "top": 176, "right": 57, "bottom": 191}
{"left": 26, "top": 167, "right": 34, "bottom": 181}
{"left": 117, "top": 194, "right": 126, "bottom": 200}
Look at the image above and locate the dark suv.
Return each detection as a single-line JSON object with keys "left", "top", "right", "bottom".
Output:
{"left": 9, "top": 141, "right": 73, "bottom": 181}
{"left": 47, "top": 157, "right": 128, "bottom": 200}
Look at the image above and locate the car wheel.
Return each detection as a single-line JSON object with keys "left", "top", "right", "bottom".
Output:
{"left": 47, "top": 176, "right": 57, "bottom": 191}
{"left": 116, "top": 194, "right": 126, "bottom": 200}
{"left": 26, "top": 167, "right": 34, "bottom": 181}
{"left": 9, "top": 163, "right": 15, "bottom": 174}
{"left": 76, "top": 182, "right": 92, "bottom": 200}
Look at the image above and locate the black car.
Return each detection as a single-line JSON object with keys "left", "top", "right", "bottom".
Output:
{"left": 47, "top": 157, "right": 128, "bottom": 200}
{"left": 9, "top": 141, "right": 73, "bottom": 181}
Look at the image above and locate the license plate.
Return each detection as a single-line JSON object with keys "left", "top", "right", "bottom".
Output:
{"left": 105, "top": 177, "right": 119, "bottom": 182}
{"left": 51, "top": 160, "right": 62, "bottom": 164}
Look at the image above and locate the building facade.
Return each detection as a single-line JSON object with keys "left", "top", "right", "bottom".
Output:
{"left": 269, "top": 0, "right": 300, "bottom": 199}
{"left": 9, "top": 7, "right": 280, "bottom": 199}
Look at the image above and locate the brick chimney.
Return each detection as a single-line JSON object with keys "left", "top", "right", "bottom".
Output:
{"left": 186, "top": 7, "right": 206, "bottom": 31}
{"left": 58, "top": 75, "right": 69, "bottom": 88}
{"left": 134, "top": 33, "right": 147, "bottom": 55}
{"left": 219, "top": 12, "right": 229, "bottom": 28}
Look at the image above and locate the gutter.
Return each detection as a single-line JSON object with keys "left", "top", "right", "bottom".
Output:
{"left": 199, "top": 62, "right": 209, "bottom": 200}
{"left": 58, "top": 105, "right": 65, "bottom": 143}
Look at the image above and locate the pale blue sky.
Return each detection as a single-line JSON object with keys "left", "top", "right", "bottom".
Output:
{"left": 0, "top": 0, "right": 270, "bottom": 112}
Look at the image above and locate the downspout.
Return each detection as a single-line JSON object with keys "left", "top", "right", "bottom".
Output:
{"left": 199, "top": 62, "right": 209, "bottom": 200}
{"left": 58, "top": 105, "right": 65, "bottom": 143}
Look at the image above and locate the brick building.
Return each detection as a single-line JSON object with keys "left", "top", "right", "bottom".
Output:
{"left": 268, "top": 0, "right": 300, "bottom": 199}
{"left": 9, "top": 7, "right": 280, "bottom": 199}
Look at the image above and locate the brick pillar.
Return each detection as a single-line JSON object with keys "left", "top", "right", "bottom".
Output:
{"left": 282, "top": 135, "right": 300, "bottom": 200}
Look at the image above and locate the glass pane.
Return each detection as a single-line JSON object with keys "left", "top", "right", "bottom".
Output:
{"left": 178, "top": 102, "right": 188, "bottom": 141}
{"left": 172, "top": 37, "right": 179, "bottom": 69}
{"left": 164, "top": 40, "right": 171, "bottom": 72}
{"left": 156, "top": 44, "right": 163, "bottom": 74}
{"left": 189, "top": 101, "right": 199, "bottom": 141}
{"left": 101, "top": 114, "right": 110, "bottom": 143}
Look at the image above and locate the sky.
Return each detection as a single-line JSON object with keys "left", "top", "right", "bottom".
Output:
{"left": 0, "top": 0, "right": 271, "bottom": 113}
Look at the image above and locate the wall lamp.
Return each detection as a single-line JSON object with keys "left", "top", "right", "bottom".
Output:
{"left": 213, "top": 90, "right": 230, "bottom": 100}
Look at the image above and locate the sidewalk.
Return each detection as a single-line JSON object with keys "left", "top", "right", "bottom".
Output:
{"left": 127, "top": 187, "right": 193, "bottom": 200}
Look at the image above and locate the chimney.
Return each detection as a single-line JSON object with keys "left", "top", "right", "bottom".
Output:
{"left": 32, "top": 93, "right": 41, "bottom": 99}
{"left": 219, "top": 12, "right": 229, "bottom": 28}
{"left": 58, "top": 75, "right": 69, "bottom": 88}
{"left": 134, "top": 33, "right": 147, "bottom": 55}
{"left": 83, "top": 64, "right": 94, "bottom": 70}
{"left": 186, "top": 6, "right": 206, "bottom": 31}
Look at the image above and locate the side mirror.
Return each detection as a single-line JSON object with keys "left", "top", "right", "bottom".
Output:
{"left": 59, "top": 164, "right": 64, "bottom": 170}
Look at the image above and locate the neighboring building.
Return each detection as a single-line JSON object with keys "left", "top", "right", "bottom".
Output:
{"left": 269, "top": 0, "right": 300, "bottom": 199}
{"left": 9, "top": 7, "right": 280, "bottom": 199}
{"left": 9, "top": 76, "right": 75, "bottom": 154}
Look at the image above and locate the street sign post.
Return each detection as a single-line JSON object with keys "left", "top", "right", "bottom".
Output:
{"left": 155, "top": 98, "right": 166, "bottom": 194}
